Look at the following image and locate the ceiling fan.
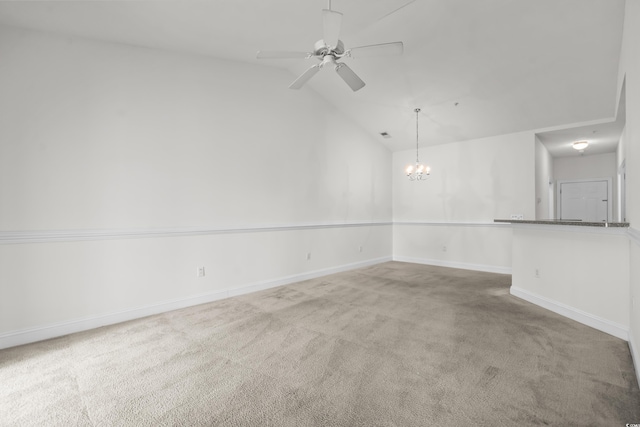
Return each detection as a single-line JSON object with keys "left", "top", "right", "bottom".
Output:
{"left": 256, "top": 2, "right": 403, "bottom": 92}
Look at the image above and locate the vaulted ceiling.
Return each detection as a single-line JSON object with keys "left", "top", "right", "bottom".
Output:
{"left": 0, "top": 0, "right": 626, "bottom": 153}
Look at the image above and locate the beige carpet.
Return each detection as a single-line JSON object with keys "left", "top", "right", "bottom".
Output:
{"left": 1, "top": 261, "right": 639, "bottom": 426}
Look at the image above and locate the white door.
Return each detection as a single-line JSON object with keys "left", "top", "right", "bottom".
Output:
{"left": 559, "top": 180, "right": 609, "bottom": 222}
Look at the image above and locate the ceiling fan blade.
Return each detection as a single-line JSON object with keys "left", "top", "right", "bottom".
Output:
{"left": 256, "top": 51, "right": 311, "bottom": 59}
{"left": 335, "top": 63, "right": 365, "bottom": 92}
{"left": 289, "top": 64, "right": 321, "bottom": 90}
{"left": 348, "top": 42, "right": 404, "bottom": 58}
{"left": 322, "top": 9, "right": 343, "bottom": 49}
{"left": 378, "top": 0, "right": 418, "bottom": 22}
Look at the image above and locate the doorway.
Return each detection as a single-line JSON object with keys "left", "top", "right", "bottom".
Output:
{"left": 618, "top": 160, "right": 626, "bottom": 222}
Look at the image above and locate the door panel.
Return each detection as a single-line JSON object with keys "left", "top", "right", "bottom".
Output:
{"left": 560, "top": 181, "right": 608, "bottom": 222}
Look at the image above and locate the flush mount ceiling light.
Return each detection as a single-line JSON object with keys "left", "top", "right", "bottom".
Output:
{"left": 572, "top": 140, "right": 589, "bottom": 151}
{"left": 405, "top": 108, "right": 431, "bottom": 181}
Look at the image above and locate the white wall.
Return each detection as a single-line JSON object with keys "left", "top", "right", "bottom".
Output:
{"left": 0, "top": 26, "right": 392, "bottom": 231}
{"left": 617, "top": 0, "right": 640, "bottom": 383}
{"left": 553, "top": 152, "right": 617, "bottom": 182}
{"left": 535, "top": 136, "right": 554, "bottom": 219}
{"left": 392, "top": 131, "right": 535, "bottom": 273}
{"left": 511, "top": 225, "right": 629, "bottom": 339}
{"left": 0, "top": 26, "right": 392, "bottom": 347}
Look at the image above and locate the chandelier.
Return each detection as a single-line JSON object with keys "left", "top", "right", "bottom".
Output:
{"left": 405, "top": 108, "right": 431, "bottom": 181}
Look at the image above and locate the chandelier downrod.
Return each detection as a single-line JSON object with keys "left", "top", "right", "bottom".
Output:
{"left": 415, "top": 108, "right": 420, "bottom": 163}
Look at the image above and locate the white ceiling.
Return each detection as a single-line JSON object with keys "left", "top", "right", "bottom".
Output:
{"left": 537, "top": 79, "right": 626, "bottom": 158}
{"left": 0, "top": 0, "right": 626, "bottom": 153}
{"left": 536, "top": 118, "right": 623, "bottom": 158}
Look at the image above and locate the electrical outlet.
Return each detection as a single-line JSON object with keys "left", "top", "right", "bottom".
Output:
{"left": 442, "top": 245, "right": 447, "bottom": 252}
{"left": 358, "top": 246, "right": 363, "bottom": 253}
{"left": 197, "top": 267, "right": 205, "bottom": 277}
{"left": 306, "top": 253, "right": 311, "bottom": 260}
{"left": 510, "top": 214, "right": 524, "bottom": 220}
{"left": 534, "top": 268, "right": 540, "bottom": 278}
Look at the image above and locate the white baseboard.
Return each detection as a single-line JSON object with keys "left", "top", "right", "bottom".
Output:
{"left": 629, "top": 331, "right": 640, "bottom": 389}
{"left": 0, "top": 256, "right": 391, "bottom": 350}
{"left": 510, "top": 286, "right": 628, "bottom": 341}
{"left": 393, "top": 256, "right": 512, "bottom": 275}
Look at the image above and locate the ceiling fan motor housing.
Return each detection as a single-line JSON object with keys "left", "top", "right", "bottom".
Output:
{"left": 314, "top": 39, "right": 345, "bottom": 57}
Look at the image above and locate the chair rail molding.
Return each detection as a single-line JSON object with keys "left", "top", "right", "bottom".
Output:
{"left": 0, "top": 221, "right": 393, "bottom": 245}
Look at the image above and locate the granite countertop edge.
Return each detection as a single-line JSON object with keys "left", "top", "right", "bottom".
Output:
{"left": 493, "top": 219, "right": 630, "bottom": 228}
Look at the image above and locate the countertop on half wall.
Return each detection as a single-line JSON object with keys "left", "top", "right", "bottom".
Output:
{"left": 494, "top": 219, "right": 630, "bottom": 228}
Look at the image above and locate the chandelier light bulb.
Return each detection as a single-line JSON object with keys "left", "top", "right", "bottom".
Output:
{"left": 406, "top": 162, "right": 430, "bottom": 180}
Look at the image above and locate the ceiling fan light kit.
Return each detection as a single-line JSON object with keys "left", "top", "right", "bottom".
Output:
{"left": 256, "top": 3, "right": 403, "bottom": 92}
